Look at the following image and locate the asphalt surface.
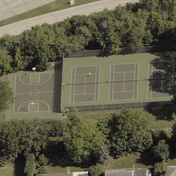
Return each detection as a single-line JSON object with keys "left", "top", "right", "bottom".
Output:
{"left": 0, "top": 0, "right": 55, "bottom": 20}
{"left": 0, "top": 0, "right": 139, "bottom": 37}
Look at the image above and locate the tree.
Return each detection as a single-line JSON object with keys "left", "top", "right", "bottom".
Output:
{"left": 153, "top": 140, "right": 169, "bottom": 162}
{"left": 108, "top": 109, "right": 152, "bottom": 156}
{"left": 0, "top": 81, "right": 13, "bottom": 112}
{"left": 88, "top": 164, "right": 103, "bottom": 176}
{"left": 153, "top": 162, "right": 166, "bottom": 176}
{"left": 24, "top": 153, "right": 36, "bottom": 176}
{"left": 0, "top": 48, "right": 13, "bottom": 75}
{"left": 20, "top": 25, "right": 55, "bottom": 71}
{"left": 0, "top": 119, "right": 50, "bottom": 159}
{"left": 63, "top": 116, "right": 106, "bottom": 165}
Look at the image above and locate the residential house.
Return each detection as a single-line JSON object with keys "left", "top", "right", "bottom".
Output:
{"left": 105, "top": 168, "right": 151, "bottom": 176}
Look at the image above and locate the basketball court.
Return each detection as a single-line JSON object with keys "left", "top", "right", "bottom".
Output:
{"left": 14, "top": 72, "right": 54, "bottom": 113}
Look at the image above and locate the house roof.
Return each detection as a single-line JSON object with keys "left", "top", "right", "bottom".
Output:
{"left": 105, "top": 168, "right": 151, "bottom": 176}
{"left": 105, "top": 168, "right": 134, "bottom": 176}
{"left": 166, "top": 166, "right": 176, "bottom": 176}
{"left": 135, "top": 168, "right": 149, "bottom": 176}
{"left": 37, "top": 171, "right": 88, "bottom": 176}
{"left": 37, "top": 173, "right": 72, "bottom": 176}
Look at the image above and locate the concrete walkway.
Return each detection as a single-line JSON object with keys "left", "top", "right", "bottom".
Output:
{"left": 0, "top": 0, "right": 139, "bottom": 37}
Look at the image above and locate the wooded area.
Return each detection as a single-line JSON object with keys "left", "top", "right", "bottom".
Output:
{"left": 0, "top": 109, "right": 175, "bottom": 176}
{"left": 0, "top": 0, "right": 176, "bottom": 73}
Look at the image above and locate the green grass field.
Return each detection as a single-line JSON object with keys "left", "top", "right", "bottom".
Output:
{"left": 0, "top": 0, "right": 100, "bottom": 27}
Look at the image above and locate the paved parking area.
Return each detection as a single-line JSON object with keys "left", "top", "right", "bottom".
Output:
{"left": 0, "top": 0, "right": 55, "bottom": 20}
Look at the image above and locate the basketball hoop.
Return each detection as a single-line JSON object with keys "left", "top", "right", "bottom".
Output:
{"left": 32, "top": 67, "right": 36, "bottom": 72}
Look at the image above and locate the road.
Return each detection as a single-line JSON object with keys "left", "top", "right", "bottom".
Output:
{"left": 0, "top": 0, "right": 139, "bottom": 37}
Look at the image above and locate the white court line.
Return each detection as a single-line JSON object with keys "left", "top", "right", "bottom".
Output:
{"left": 147, "top": 62, "right": 150, "bottom": 99}
{"left": 16, "top": 90, "right": 53, "bottom": 95}
{"left": 97, "top": 65, "right": 100, "bottom": 102}
{"left": 114, "top": 71, "right": 135, "bottom": 74}
{"left": 73, "top": 67, "right": 76, "bottom": 103}
{"left": 108, "top": 65, "right": 112, "bottom": 101}
{"left": 76, "top": 73, "right": 96, "bottom": 76}
{"left": 18, "top": 72, "right": 52, "bottom": 86}
{"left": 13, "top": 75, "right": 17, "bottom": 114}
{"left": 93, "top": 65, "right": 98, "bottom": 102}
{"left": 39, "top": 73, "right": 41, "bottom": 84}
{"left": 122, "top": 72, "right": 125, "bottom": 92}
{"left": 84, "top": 70, "right": 87, "bottom": 94}
{"left": 74, "top": 92, "right": 96, "bottom": 95}
{"left": 136, "top": 63, "right": 139, "bottom": 100}
{"left": 112, "top": 65, "right": 115, "bottom": 101}
{"left": 69, "top": 67, "right": 73, "bottom": 104}
{"left": 113, "top": 90, "right": 134, "bottom": 93}
{"left": 132, "top": 64, "right": 136, "bottom": 99}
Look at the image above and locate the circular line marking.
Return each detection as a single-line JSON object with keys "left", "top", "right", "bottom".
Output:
{"left": 18, "top": 73, "right": 52, "bottom": 86}
{"left": 17, "top": 99, "right": 51, "bottom": 113}
{"left": 29, "top": 89, "right": 40, "bottom": 96}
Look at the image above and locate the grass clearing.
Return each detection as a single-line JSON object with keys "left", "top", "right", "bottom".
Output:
{"left": 45, "top": 166, "right": 85, "bottom": 173}
{"left": 76, "top": 108, "right": 174, "bottom": 131}
{"left": 0, "top": 0, "right": 100, "bottom": 27}
{"left": 0, "top": 162, "right": 14, "bottom": 176}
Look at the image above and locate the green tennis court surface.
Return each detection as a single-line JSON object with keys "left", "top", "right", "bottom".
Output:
{"left": 61, "top": 53, "right": 172, "bottom": 112}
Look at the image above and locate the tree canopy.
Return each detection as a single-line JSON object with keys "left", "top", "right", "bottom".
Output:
{"left": 0, "top": 80, "right": 13, "bottom": 112}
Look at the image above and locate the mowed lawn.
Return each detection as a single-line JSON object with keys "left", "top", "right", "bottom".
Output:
{"left": 0, "top": 0, "right": 100, "bottom": 27}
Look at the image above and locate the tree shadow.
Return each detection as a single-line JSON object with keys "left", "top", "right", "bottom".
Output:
{"left": 145, "top": 102, "right": 174, "bottom": 120}
{"left": 53, "top": 61, "right": 63, "bottom": 113}
{"left": 136, "top": 151, "right": 155, "bottom": 167}
{"left": 14, "top": 155, "right": 25, "bottom": 176}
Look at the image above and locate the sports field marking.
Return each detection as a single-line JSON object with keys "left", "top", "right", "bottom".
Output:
{"left": 109, "top": 63, "right": 138, "bottom": 101}
{"left": 14, "top": 72, "right": 54, "bottom": 113}
{"left": 30, "top": 73, "right": 40, "bottom": 85}
{"left": 148, "top": 64, "right": 170, "bottom": 99}
{"left": 70, "top": 65, "right": 100, "bottom": 103}
{"left": 18, "top": 72, "right": 52, "bottom": 86}
{"left": 13, "top": 75, "right": 17, "bottom": 114}
{"left": 28, "top": 100, "right": 39, "bottom": 112}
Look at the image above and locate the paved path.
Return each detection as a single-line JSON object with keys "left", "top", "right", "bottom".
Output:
{"left": 0, "top": 0, "right": 139, "bottom": 37}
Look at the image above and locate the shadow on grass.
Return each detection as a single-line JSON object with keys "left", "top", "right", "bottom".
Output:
{"left": 145, "top": 101, "right": 174, "bottom": 120}
{"left": 136, "top": 151, "right": 154, "bottom": 167}
{"left": 14, "top": 155, "right": 25, "bottom": 176}
{"left": 53, "top": 61, "right": 63, "bottom": 113}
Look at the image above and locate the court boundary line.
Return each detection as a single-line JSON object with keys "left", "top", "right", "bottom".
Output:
{"left": 109, "top": 63, "right": 138, "bottom": 101}
{"left": 97, "top": 65, "right": 100, "bottom": 102}
{"left": 70, "top": 65, "right": 100, "bottom": 103}
{"left": 136, "top": 63, "right": 139, "bottom": 100}
{"left": 108, "top": 64, "right": 112, "bottom": 101}
{"left": 13, "top": 75, "right": 17, "bottom": 114}
{"left": 148, "top": 64, "right": 171, "bottom": 99}
{"left": 133, "top": 64, "right": 136, "bottom": 99}
{"left": 147, "top": 62, "right": 150, "bottom": 99}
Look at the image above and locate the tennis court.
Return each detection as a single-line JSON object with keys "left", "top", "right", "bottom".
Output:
{"left": 70, "top": 66, "right": 100, "bottom": 103}
{"left": 148, "top": 64, "right": 170, "bottom": 98}
{"left": 14, "top": 72, "right": 54, "bottom": 113}
{"left": 109, "top": 63, "right": 138, "bottom": 101}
